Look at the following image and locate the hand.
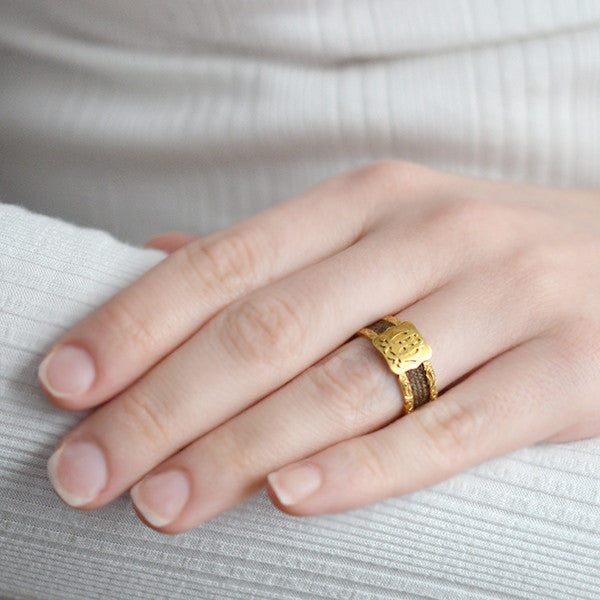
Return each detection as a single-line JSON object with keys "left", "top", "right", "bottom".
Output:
{"left": 39, "top": 161, "right": 600, "bottom": 533}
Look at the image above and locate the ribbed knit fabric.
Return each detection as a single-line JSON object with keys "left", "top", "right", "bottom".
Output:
{"left": 1, "top": 1, "right": 600, "bottom": 243}
{"left": 1, "top": 1, "right": 600, "bottom": 598}
{"left": 1, "top": 202, "right": 599, "bottom": 600}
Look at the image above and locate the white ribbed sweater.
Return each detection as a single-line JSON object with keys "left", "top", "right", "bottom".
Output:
{"left": 1, "top": 2, "right": 600, "bottom": 599}
{"left": 2, "top": 1, "right": 600, "bottom": 243}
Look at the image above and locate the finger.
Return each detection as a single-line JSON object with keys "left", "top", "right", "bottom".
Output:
{"left": 127, "top": 266, "right": 543, "bottom": 533}
{"left": 46, "top": 220, "right": 465, "bottom": 512}
{"left": 128, "top": 337, "right": 406, "bottom": 531}
{"left": 548, "top": 415, "right": 600, "bottom": 443}
{"left": 144, "top": 232, "right": 200, "bottom": 253}
{"left": 38, "top": 162, "right": 416, "bottom": 409}
{"left": 266, "top": 335, "right": 583, "bottom": 515}
{"left": 45, "top": 192, "right": 526, "bottom": 513}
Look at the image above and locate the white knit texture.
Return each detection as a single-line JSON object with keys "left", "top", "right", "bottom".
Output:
{"left": 1, "top": 0, "right": 600, "bottom": 597}
{"left": 1, "top": 1, "right": 599, "bottom": 243}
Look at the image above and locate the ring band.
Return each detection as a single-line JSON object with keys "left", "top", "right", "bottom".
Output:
{"left": 357, "top": 316, "right": 438, "bottom": 415}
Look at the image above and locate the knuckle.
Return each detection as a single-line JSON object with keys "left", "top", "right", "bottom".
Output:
{"left": 416, "top": 198, "right": 501, "bottom": 273}
{"left": 545, "top": 320, "right": 600, "bottom": 379}
{"left": 427, "top": 199, "right": 527, "bottom": 256}
{"left": 528, "top": 329, "right": 600, "bottom": 428}
{"left": 416, "top": 400, "right": 483, "bottom": 469}
{"left": 100, "top": 296, "right": 160, "bottom": 354}
{"left": 119, "top": 388, "right": 171, "bottom": 448}
{"left": 512, "top": 243, "right": 570, "bottom": 315}
{"left": 428, "top": 198, "right": 494, "bottom": 237}
{"left": 312, "top": 345, "right": 396, "bottom": 433}
{"left": 178, "top": 229, "right": 264, "bottom": 299}
{"left": 342, "top": 160, "right": 430, "bottom": 198}
{"left": 347, "top": 160, "right": 405, "bottom": 185}
{"left": 221, "top": 292, "right": 307, "bottom": 369}
{"left": 209, "top": 426, "right": 257, "bottom": 477}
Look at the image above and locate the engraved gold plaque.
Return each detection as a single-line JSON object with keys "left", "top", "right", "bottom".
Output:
{"left": 371, "top": 322, "right": 432, "bottom": 375}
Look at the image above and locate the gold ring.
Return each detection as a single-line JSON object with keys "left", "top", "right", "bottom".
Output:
{"left": 357, "top": 316, "right": 438, "bottom": 415}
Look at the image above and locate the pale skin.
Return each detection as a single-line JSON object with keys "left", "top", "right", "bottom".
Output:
{"left": 38, "top": 160, "right": 600, "bottom": 534}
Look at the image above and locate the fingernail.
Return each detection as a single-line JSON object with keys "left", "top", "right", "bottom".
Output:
{"left": 47, "top": 441, "right": 108, "bottom": 507}
{"left": 39, "top": 345, "right": 96, "bottom": 397}
{"left": 131, "top": 470, "right": 190, "bottom": 528}
{"left": 267, "top": 464, "right": 322, "bottom": 506}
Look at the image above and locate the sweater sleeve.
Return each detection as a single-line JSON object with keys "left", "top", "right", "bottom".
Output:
{"left": 1, "top": 203, "right": 599, "bottom": 600}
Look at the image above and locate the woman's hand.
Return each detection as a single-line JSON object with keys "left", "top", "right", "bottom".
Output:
{"left": 38, "top": 161, "right": 600, "bottom": 533}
